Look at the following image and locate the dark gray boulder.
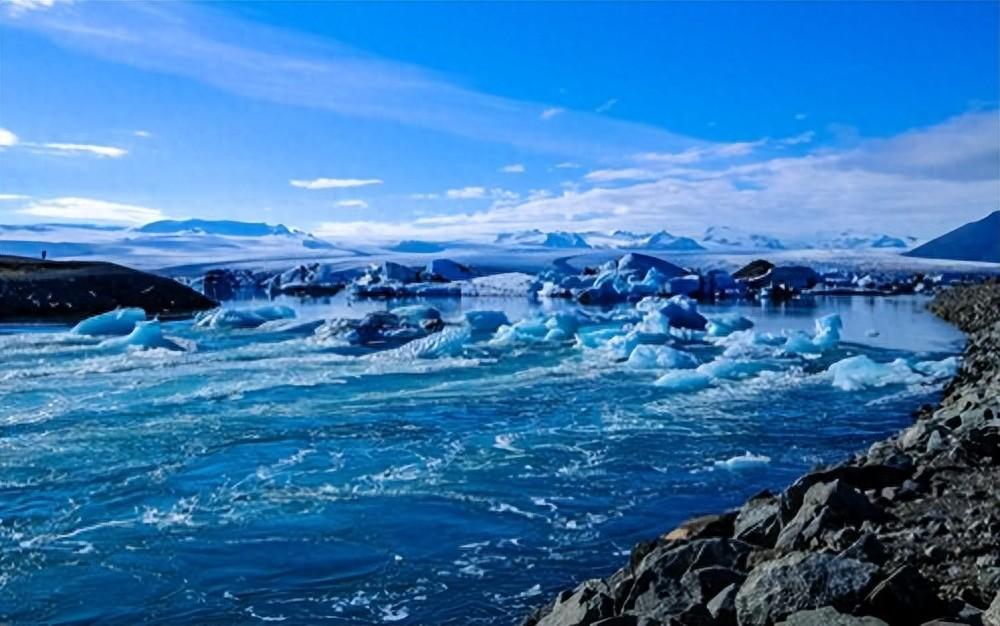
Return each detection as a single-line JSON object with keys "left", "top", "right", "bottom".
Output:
{"left": 733, "top": 491, "right": 781, "bottom": 547}
{"left": 624, "top": 539, "right": 751, "bottom": 617}
{"left": 776, "top": 480, "right": 883, "bottom": 550}
{"left": 984, "top": 589, "right": 1000, "bottom": 626}
{"left": 706, "top": 582, "right": 738, "bottom": 625}
{"left": 536, "top": 579, "right": 616, "bottom": 626}
{"left": 734, "top": 552, "right": 879, "bottom": 626}
{"left": 861, "top": 565, "right": 949, "bottom": 625}
{"left": 776, "top": 606, "right": 889, "bottom": 626}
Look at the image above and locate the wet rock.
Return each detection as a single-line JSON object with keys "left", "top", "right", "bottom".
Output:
{"left": 734, "top": 491, "right": 781, "bottom": 547}
{"left": 662, "top": 512, "right": 736, "bottom": 541}
{"left": 838, "top": 533, "right": 887, "bottom": 565}
{"left": 776, "top": 606, "right": 889, "bottom": 626}
{"left": 985, "top": 590, "right": 1000, "bottom": 626}
{"left": 537, "top": 579, "right": 616, "bottom": 626}
{"left": 624, "top": 539, "right": 750, "bottom": 616}
{"left": 734, "top": 552, "right": 879, "bottom": 626}
{"left": 862, "top": 565, "right": 950, "bottom": 625}
{"left": 706, "top": 583, "right": 738, "bottom": 625}
{"left": 776, "top": 480, "right": 884, "bottom": 550}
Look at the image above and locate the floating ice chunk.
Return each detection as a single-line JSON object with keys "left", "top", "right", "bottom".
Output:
{"left": 423, "top": 258, "right": 474, "bottom": 281}
{"left": 490, "top": 312, "right": 581, "bottom": 348}
{"left": 626, "top": 345, "right": 698, "bottom": 370}
{"left": 828, "top": 355, "right": 923, "bottom": 391}
{"left": 812, "top": 314, "right": 843, "bottom": 350}
{"left": 783, "top": 313, "right": 843, "bottom": 354}
{"left": 464, "top": 310, "right": 510, "bottom": 333}
{"left": 912, "top": 356, "right": 959, "bottom": 379}
{"left": 696, "top": 358, "right": 771, "bottom": 380}
{"left": 71, "top": 308, "right": 146, "bottom": 336}
{"left": 705, "top": 313, "right": 754, "bottom": 337}
{"left": 195, "top": 305, "right": 296, "bottom": 329}
{"left": 390, "top": 305, "right": 442, "bottom": 329}
{"left": 100, "top": 320, "right": 184, "bottom": 351}
{"left": 382, "top": 326, "right": 471, "bottom": 359}
{"left": 717, "top": 329, "right": 785, "bottom": 358}
{"left": 653, "top": 370, "right": 712, "bottom": 392}
{"left": 713, "top": 451, "right": 771, "bottom": 470}
{"left": 575, "top": 327, "right": 626, "bottom": 350}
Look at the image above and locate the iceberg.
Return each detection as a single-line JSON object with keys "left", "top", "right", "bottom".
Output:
{"left": 389, "top": 305, "right": 444, "bottom": 331}
{"left": 195, "top": 305, "right": 296, "bottom": 330}
{"left": 71, "top": 308, "right": 146, "bottom": 336}
{"left": 464, "top": 310, "right": 510, "bottom": 333}
{"left": 99, "top": 320, "right": 184, "bottom": 351}
{"left": 827, "top": 355, "right": 924, "bottom": 391}
{"left": 782, "top": 313, "right": 842, "bottom": 355}
{"left": 423, "top": 259, "right": 475, "bottom": 282}
{"left": 705, "top": 313, "right": 754, "bottom": 337}
{"left": 653, "top": 370, "right": 712, "bottom": 392}
{"left": 713, "top": 451, "right": 771, "bottom": 470}
{"left": 636, "top": 295, "right": 707, "bottom": 331}
{"left": 912, "top": 356, "right": 960, "bottom": 379}
{"left": 696, "top": 358, "right": 772, "bottom": 380}
{"left": 626, "top": 345, "right": 698, "bottom": 370}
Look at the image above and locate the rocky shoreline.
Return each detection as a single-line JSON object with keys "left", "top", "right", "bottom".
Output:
{"left": 523, "top": 283, "right": 1000, "bottom": 626}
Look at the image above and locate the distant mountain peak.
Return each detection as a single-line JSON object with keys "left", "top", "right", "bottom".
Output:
{"left": 136, "top": 219, "right": 293, "bottom": 237}
{"left": 702, "top": 226, "right": 785, "bottom": 250}
{"left": 904, "top": 210, "right": 1000, "bottom": 263}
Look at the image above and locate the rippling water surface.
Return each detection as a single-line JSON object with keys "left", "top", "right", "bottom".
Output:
{"left": 0, "top": 295, "right": 962, "bottom": 624}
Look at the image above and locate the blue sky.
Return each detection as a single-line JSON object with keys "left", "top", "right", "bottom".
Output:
{"left": 0, "top": 0, "right": 997, "bottom": 241}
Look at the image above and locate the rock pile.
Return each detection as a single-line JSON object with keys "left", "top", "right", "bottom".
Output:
{"left": 523, "top": 283, "right": 1000, "bottom": 626}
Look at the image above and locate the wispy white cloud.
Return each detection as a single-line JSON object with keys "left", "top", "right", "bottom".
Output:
{"left": 445, "top": 186, "right": 487, "bottom": 199}
{"left": 0, "top": 193, "right": 31, "bottom": 201}
{"left": 795, "top": 112, "right": 808, "bottom": 120}
{"left": 584, "top": 168, "right": 660, "bottom": 183}
{"left": 410, "top": 192, "right": 439, "bottom": 200}
{"left": 0, "top": 128, "right": 18, "bottom": 147}
{"left": 781, "top": 131, "right": 815, "bottom": 146}
{"left": 133, "top": 129, "right": 152, "bottom": 138}
{"left": 595, "top": 98, "right": 618, "bottom": 114}
{"left": 442, "top": 186, "right": 519, "bottom": 201}
{"left": 290, "top": 177, "right": 383, "bottom": 190}
{"left": 540, "top": 107, "right": 565, "bottom": 121}
{"left": 0, "top": 128, "right": 128, "bottom": 157}
{"left": 17, "top": 196, "right": 167, "bottom": 224}
{"left": 554, "top": 161, "right": 581, "bottom": 169}
{"left": 312, "top": 110, "right": 1000, "bottom": 240}
{"left": 335, "top": 199, "right": 368, "bottom": 208}
{"left": 500, "top": 163, "right": 525, "bottom": 173}
{"left": 38, "top": 142, "right": 128, "bottom": 158}
{"left": 3, "top": 3, "right": 702, "bottom": 159}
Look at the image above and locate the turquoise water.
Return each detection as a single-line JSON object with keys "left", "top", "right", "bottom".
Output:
{"left": 0, "top": 295, "right": 962, "bottom": 624}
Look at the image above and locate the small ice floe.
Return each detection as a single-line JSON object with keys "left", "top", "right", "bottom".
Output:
{"left": 379, "top": 604, "right": 409, "bottom": 623}
{"left": 713, "top": 451, "right": 771, "bottom": 470}
{"left": 654, "top": 370, "right": 712, "bottom": 392}
{"left": 705, "top": 313, "right": 754, "bottom": 337}
{"left": 195, "top": 305, "right": 295, "bottom": 330}
{"left": 493, "top": 433, "right": 523, "bottom": 453}
{"left": 99, "top": 320, "right": 184, "bottom": 352}
{"left": 827, "top": 355, "right": 923, "bottom": 391}
{"left": 626, "top": 344, "right": 698, "bottom": 370}
{"left": 72, "top": 307, "right": 146, "bottom": 336}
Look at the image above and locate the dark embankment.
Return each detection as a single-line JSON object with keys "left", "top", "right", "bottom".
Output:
{"left": 0, "top": 255, "right": 216, "bottom": 322}
{"left": 523, "top": 283, "right": 1000, "bottom": 626}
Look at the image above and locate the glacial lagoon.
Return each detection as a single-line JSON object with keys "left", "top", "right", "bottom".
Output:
{"left": 0, "top": 295, "right": 963, "bottom": 624}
